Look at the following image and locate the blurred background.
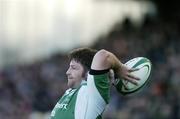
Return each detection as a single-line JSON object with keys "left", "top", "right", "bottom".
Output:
{"left": 0, "top": 0, "right": 180, "bottom": 119}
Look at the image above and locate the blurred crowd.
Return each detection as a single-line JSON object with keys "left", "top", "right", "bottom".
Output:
{"left": 0, "top": 16, "right": 180, "bottom": 119}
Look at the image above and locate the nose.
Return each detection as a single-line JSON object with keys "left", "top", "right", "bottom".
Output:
{"left": 66, "top": 67, "right": 70, "bottom": 75}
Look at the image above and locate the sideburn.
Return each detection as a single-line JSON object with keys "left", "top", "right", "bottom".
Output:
{"left": 82, "top": 66, "right": 88, "bottom": 80}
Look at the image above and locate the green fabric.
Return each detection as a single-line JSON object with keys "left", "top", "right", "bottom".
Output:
{"left": 51, "top": 88, "right": 79, "bottom": 119}
{"left": 93, "top": 73, "right": 110, "bottom": 104}
{"left": 96, "top": 115, "right": 102, "bottom": 119}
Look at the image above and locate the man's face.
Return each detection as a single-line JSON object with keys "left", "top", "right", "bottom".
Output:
{"left": 66, "top": 59, "right": 86, "bottom": 88}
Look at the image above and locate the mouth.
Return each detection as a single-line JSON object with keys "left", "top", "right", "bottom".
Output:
{"left": 67, "top": 77, "right": 73, "bottom": 80}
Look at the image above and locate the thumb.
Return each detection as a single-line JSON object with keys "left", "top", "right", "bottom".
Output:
{"left": 109, "top": 69, "right": 115, "bottom": 80}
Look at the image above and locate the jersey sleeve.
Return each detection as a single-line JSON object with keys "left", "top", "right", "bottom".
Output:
{"left": 88, "top": 69, "right": 110, "bottom": 104}
{"left": 83, "top": 69, "right": 110, "bottom": 119}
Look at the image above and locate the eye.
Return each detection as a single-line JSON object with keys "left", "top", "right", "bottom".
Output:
{"left": 71, "top": 66, "right": 77, "bottom": 70}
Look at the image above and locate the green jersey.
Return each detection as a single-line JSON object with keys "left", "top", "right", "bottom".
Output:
{"left": 50, "top": 69, "right": 110, "bottom": 119}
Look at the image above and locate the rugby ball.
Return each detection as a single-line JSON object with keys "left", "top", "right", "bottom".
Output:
{"left": 115, "top": 57, "right": 152, "bottom": 95}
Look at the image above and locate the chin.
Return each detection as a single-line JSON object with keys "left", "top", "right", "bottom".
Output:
{"left": 67, "top": 81, "right": 73, "bottom": 88}
{"left": 67, "top": 83, "right": 71, "bottom": 88}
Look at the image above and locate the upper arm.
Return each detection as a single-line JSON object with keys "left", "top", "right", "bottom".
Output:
{"left": 91, "top": 49, "right": 111, "bottom": 70}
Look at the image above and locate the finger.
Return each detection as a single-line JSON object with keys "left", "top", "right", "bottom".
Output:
{"left": 109, "top": 69, "right": 114, "bottom": 75}
{"left": 128, "top": 68, "right": 140, "bottom": 72}
{"left": 127, "top": 73, "right": 140, "bottom": 80}
{"left": 124, "top": 76, "right": 138, "bottom": 86}
{"left": 109, "top": 69, "right": 115, "bottom": 79}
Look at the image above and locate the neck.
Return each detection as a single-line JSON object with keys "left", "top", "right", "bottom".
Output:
{"left": 71, "top": 80, "right": 86, "bottom": 89}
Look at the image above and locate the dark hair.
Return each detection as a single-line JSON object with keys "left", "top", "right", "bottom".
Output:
{"left": 68, "top": 48, "right": 97, "bottom": 70}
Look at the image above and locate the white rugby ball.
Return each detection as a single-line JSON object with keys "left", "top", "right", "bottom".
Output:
{"left": 115, "top": 57, "right": 152, "bottom": 95}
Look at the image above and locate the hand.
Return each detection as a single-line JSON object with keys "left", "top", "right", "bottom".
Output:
{"left": 117, "top": 65, "right": 140, "bottom": 85}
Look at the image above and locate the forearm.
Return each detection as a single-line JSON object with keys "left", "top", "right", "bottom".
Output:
{"left": 106, "top": 51, "right": 124, "bottom": 74}
{"left": 91, "top": 49, "right": 139, "bottom": 85}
